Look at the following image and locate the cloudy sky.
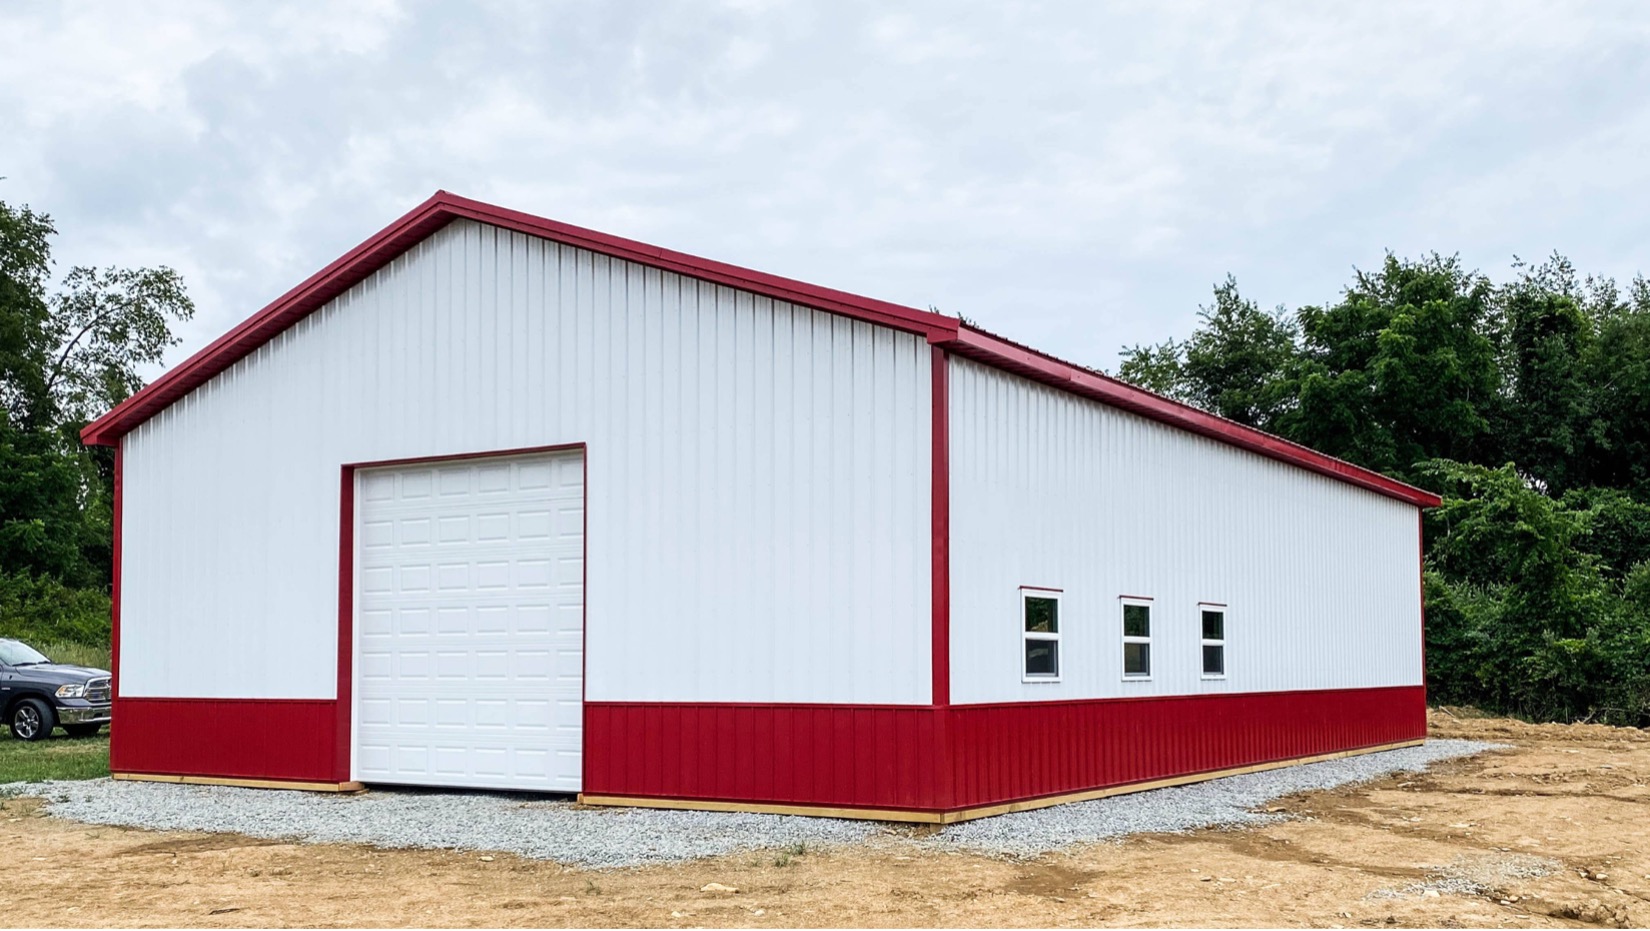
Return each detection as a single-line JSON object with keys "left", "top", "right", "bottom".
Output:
{"left": 3, "top": 1, "right": 1649, "bottom": 373}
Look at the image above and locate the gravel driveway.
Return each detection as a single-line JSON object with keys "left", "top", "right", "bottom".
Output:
{"left": 3, "top": 739, "right": 1497, "bottom": 868}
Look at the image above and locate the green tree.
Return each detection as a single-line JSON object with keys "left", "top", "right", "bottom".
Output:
{"left": 1118, "top": 276, "right": 1298, "bottom": 429}
{"left": 0, "top": 195, "right": 193, "bottom": 632}
{"left": 1284, "top": 255, "right": 1500, "bottom": 482}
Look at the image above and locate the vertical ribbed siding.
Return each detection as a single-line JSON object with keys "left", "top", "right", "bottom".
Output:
{"left": 947, "top": 357, "right": 1422, "bottom": 705}
{"left": 944, "top": 686, "right": 1426, "bottom": 810}
{"left": 120, "top": 219, "right": 933, "bottom": 705}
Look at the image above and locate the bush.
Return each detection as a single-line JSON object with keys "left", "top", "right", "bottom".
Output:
{"left": 0, "top": 571, "right": 110, "bottom": 647}
{"left": 1422, "top": 460, "right": 1650, "bottom": 726}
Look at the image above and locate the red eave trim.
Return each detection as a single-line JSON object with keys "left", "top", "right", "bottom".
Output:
{"left": 937, "top": 326, "right": 1443, "bottom": 509}
{"left": 79, "top": 191, "right": 959, "bottom": 447}
{"left": 78, "top": 191, "right": 1441, "bottom": 509}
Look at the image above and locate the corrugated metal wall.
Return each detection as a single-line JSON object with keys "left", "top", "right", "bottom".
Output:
{"left": 120, "top": 219, "right": 933, "bottom": 704}
{"left": 942, "top": 685, "right": 1426, "bottom": 809}
{"left": 947, "top": 358, "right": 1422, "bottom": 705}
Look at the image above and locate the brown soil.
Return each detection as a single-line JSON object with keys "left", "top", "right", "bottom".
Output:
{"left": 2, "top": 710, "right": 1648, "bottom": 928}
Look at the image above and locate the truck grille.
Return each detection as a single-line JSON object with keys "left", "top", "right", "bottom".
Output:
{"left": 83, "top": 677, "right": 112, "bottom": 703}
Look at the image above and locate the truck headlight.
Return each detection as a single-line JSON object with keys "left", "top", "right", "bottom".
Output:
{"left": 55, "top": 683, "right": 85, "bottom": 699}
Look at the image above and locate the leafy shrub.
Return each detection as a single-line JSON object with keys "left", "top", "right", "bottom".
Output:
{"left": 0, "top": 571, "right": 110, "bottom": 647}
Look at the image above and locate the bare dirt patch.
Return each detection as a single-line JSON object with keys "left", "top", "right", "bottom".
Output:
{"left": 2, "top": 711, "right": 1647, "bottom": 928}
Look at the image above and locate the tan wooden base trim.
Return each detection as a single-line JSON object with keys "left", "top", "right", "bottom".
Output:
{"left": 579, "top": 738, "right": 1427, "bottom": 825}
{"left": 937, "top": 738, "right": 1426, "bottom": 822}
{"left": 577, "top": 794, "right": 947, "bottom": 823}
{"left": 112, "top": 772, "right": 366, "bottom": 793}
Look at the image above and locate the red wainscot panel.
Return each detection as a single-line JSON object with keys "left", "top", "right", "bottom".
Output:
{"left": 111, "top": 698, "right": 340, "bottom": 783}
{"left": 583, "top": 702, "right": 949, "bottom": 812}
{"left": 944, "top": 685, "right": 1427, "bottom": 811}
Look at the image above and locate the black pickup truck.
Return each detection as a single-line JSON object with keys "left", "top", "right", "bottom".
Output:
{"left": 0, "top": 638, "right": 112, "bottom": 740}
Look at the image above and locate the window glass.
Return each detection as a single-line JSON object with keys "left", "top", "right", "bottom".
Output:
{"left": 1025, "top": 639, "right": 1059, "bottom": 677}
{"left": 1203, "top": 644, "right": 1224, "bottom": 676}
{"left": 1122, "top": 603, "right": 1151, "bottom": 638}
{"left": 1201, "top": 610, "right": 1224, "bottom": 641}
{"left": 1022, "top": 590, "right": 1061, "bottom": 680}
{"left": 1124, "top": 642, "right": 1151, "bottom": 676}
{"left": 1024, "top": 596, "right": 1059, "bottom": 634}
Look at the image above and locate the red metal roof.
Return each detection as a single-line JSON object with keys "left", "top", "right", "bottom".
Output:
{"left": 80, "top": 191, "right": 1441, "bottom": 508}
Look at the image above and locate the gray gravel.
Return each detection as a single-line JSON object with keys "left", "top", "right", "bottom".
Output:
{"left": 920, "top": 738, "right": 1501, "bottom": 858}
{"left": 1, "top": 782, "right": 880, "bottom": 869}
{"left": 2, "top": 739, "right": 1497, "bottom": 868}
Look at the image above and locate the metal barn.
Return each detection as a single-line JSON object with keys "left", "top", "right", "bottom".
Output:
{"left": 81, "top": 193, "right": 1439, "bottom": 822}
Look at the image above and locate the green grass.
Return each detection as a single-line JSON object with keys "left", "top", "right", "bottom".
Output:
{"left": 31, "top": 641, "right": 111, "bottom": 670}
{"left": 0, "top": 730, "right": 109, "bottom": 783}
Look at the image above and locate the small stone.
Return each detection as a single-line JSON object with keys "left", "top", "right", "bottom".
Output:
{"left": 701, "top": 882, "right": 738, "bottom": 894}
{"left": 1594, "top": 873, "right": 1608, "bottom": 881}
{"left": 1200, "top": 877, "right": 1213, "bottom": 882}
{"left": 671, "top": 911, "right": 685, "bottom": 918}
{"left": 1423, "top": 890, "right": 1441, "bottom": 898}
{"left": 479, "top": 856, "right": 494, "bottom": 862}
{"left": 753, "top": 908, "right": 766, "bottom": 916}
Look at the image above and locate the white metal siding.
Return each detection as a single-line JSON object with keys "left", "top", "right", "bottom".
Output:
{"left": 119, "top": 219, "right": 933, "bottom": 704}
{"left": 354, "top": 452, "right": 585, "bottom": 790}
{"left": 946, "top": 358, "right": 1422, "bottom": 705}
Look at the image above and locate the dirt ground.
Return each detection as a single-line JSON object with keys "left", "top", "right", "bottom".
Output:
{"left": 1, "top": 711, "right": 1647, "bottom": 929}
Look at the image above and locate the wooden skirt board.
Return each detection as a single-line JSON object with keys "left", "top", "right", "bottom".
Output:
{"left": 579, "top": 739, "right": 1427, "bottom": 824}
{"left": 112, "top": 772, "right": 365, "bottom": 793}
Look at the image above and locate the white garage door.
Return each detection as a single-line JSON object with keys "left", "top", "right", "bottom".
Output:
{"left": 353, "top": 450, "right": 584, "bottom": 791}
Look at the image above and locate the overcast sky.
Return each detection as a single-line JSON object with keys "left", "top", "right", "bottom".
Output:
{"left": 3, "top": 1, "right": 1649, "bottom": 374}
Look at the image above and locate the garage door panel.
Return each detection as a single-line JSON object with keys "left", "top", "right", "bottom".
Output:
{"left": 355, "top": 450, "right": 583, "bottom": 792}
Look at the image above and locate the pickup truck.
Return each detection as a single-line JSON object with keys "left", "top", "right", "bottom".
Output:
{"left": 0, "top": 638, "right": 112, "bottom": 740}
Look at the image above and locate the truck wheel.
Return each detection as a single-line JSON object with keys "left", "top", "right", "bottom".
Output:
{"left": 64, "top": 723, "right": 102, "bottom": 738}
{"left": 9, "top": 698, "right": 54, "bottom": 741}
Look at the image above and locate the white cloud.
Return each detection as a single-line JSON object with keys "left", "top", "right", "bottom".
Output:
{"left": 1, "top": 1, "right": 1647, "bottom": 376}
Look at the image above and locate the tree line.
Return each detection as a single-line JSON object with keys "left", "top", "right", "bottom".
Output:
{"left": 1, "top": 197, "right": 193, "bottom": 647}
{"left": 1119, "top": 254, "right": 1650, "bottom": 725}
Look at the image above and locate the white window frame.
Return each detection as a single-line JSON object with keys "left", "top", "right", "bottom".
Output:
{"left": 1120, "top": 595, "right": 1153, "bottom": 681}
{"left": 1021, "top": 587, "right": 1063, "bottom": 683}
{"left": 1200, "top": 602, "right": 1227, "bottom": 680}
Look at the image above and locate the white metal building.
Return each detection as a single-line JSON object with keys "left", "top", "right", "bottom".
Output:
{"left": 83, "top": 193, "right": 1437, "bottom": 820}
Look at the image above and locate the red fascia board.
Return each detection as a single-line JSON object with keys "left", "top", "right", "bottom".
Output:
{"left": 78, "top": 191, "right": 1441, "bottom": 509}
{"left": 938, "top": 326, "right": 1443, "bottom": 509}
{"left": 79, "top": 191, "right": 959, "bottom": 446}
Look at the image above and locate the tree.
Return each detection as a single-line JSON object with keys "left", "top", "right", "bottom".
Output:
{"left": 1111, "top": 250, "right": 1650, "bottom": 725}
{"left": 1118, "top": 276, "right": 1298, "bottom": 429}
{"left": 0, "top": 195, "right": 193, "bottom": 617}
{"left": 1283, "top": 254, "right": 1500, "bottom": 483}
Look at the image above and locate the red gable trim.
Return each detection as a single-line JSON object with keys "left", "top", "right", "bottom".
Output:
{"left": 79, "top": 192, "right": 1441, "bottom": 508}
{"left": 940, "top": 327, "right": 1441, "bottom": 507}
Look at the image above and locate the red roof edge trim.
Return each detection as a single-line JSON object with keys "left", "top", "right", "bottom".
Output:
{"left": 80, "top": 192, "right": 460, "bottom": 446}
{"left": 78, "top": 190, "right": 1442, "bottom": 510}
{"left": 81, "top": 191, "right": 959, "bottom": 446}
{"left": 939, "top": 326, "right": 1443, "bottom": 509}
{"left": 433, "top": 194, "right": 960, "bottom": 342}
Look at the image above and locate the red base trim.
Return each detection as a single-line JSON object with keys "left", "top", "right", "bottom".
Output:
{"left": 116, "top": 686, "right": 1424, "bottom": 812}
{"left": 584, "top": 685, "right": 1426, "bottom": 814}
{"left": 110, "top": 698, "right": 339, "bottom": 783}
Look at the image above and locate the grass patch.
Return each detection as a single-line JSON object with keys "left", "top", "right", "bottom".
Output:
{"left": 0, "top": 730, "right": 109, "bottom": 783}
{"left": 30, "top": 641, "right": 110, "bottom": 670}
